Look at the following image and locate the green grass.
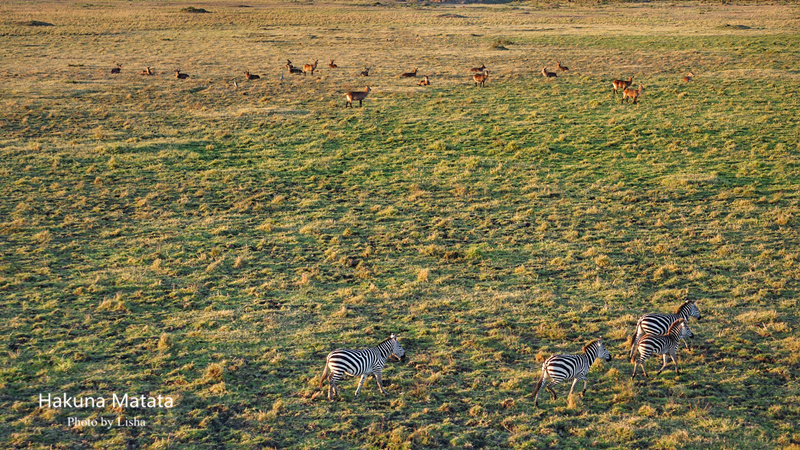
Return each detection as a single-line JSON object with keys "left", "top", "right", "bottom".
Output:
{"left": 1, "top": 0, "right": 800, "bottom": 448}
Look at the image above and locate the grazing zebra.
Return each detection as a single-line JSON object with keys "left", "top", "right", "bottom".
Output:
{"left": 631, "top": 318, "right": 693, "bottom": 380}
{"left": 630, "top": 299, "right": 701, "bottom": 359}
{"left": 319, "top": 334, "right": 406, "bottom": 400}
{"left": 533, "top": 338, "right": 612, "bottom": 407}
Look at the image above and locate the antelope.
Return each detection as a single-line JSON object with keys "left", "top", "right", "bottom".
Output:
{"left": 682, "top": 71, "right": 694, "bottom": 82}
{"left": 345, "top": 86, "right": 371, "bottom": 108}
{"left": 470, "top": 63, "right": 486, "bottom": 73}
{"left": 329, "top": 60, "right": 338, "bottom": 69}
{"left": 140, "top": 66, "right": 153, "bottom": 76}
{"left": 360, "top": 67, "right": 370, "bottom": 77}
{"left": 473, "top": 70, "right": 488, "bottom": 87}
{"left": 286, "top": 62, "right": 303, "bottom": 75}
{"left": 622, "top": 84, "right": 644, "bottom": 104}
{"left": 557, "top": 60, "right": 569, "bottom": 72}
{"left": 612, "top": 76, "right": 634, "bottom": 94}
{"left": 110, "top": 63, "right": 121, "bottom": 74}
{"left": 303, "top": 60, "right": 318, "bottom": 76}
{"left": 418, "top": 76, "right": 430, "bottom": 86}
{"left": 244, "top": 71, "right": 260, "bottom": 80}
{"left": 401, "top": 68, "right": 418, "bottom": 78}
{"left": 541, "top": 67, "right": 557, "bottom": 78}
{"left": 174, "top": 70, "right": 189, "bottom": 79}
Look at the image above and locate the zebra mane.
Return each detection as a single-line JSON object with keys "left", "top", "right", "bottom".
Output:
{"left": 582, "top": 339, "right": 601, "bottom": 353}
{"left": 675, "top": 299, "right": 693, "bottom": 314}
{"left": 667, "top": 318, "right": 685, "bottom": 333}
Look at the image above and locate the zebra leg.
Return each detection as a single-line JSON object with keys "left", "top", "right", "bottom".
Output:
{"left": 567, "top": 378, "right": 579, "bottom": 398}
{"left": 328, "top": 378, "right": 336, "bottom": 400}
{"left": 634, "top": 356, "right": 649, "bottom": 379}
{"left": 354, "top": 374, "right": 368, "bottom": 398}
{"left": 581, "top": 378, "right": 589, "bottom": 397}
{"left": 657, "top": 354, "right": 670, "bottom": 375}
{"left": 545, "top": 381, "right": 559, "bottom": 400}
{"left": 632, "top": 351, "right": 648, "bottom": 379}
{"left": 671, "top": 353, "right": 680, "bottom": 375}
{"left": 374, "top": 370, "right": 388, "bottom": 395}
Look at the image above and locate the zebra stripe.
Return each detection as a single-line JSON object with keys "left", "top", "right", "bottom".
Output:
{"left": 533, "top": 338, "right": 612, "bottom": 407}
{"left": 319, "top": 334, "right": 406, "bottom": 400}
{"left": 631, "top": 318, "right": 693, "bottom": 379}
{"left": 629, "top": 299, "right": 701, "bottom": 359}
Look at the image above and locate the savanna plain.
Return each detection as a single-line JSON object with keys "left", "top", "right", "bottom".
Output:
{"left": 1, "top": 0, "right": 799, "bottom": 448}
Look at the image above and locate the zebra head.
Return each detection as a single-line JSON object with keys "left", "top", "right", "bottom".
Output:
{"left": 585, "top": 338, "right": 612, "bottom": 362}
{"left": 678, "top": 299, "right": 701, "bottom": 321}
{"left": 596, "top": 338, "right": 612, "bottom": 362}
{"left": 389, "top": 333, "right": 406, "bottom": 361}
{"left": 668, "top": 318, "right": 693, "bottom": 339}
{"left": 679, "top": 320, "right": 694, "bottom": 339}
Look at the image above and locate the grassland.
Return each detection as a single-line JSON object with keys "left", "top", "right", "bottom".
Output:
{"left": 1, "top": 0, "right": 799, "bottom": 448}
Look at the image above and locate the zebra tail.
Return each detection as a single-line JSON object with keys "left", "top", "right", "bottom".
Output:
{"left": 319, "top": 361, "right": 329, "bottom": 389}
{"left": 628, "top": 323, "right": 642, "bottom": 359}
{"left": 629, "top": 335, "right": 638, "bottom": 360}
{"left": 532, "top": 372, "right": 545, "bottom": 400}
{"left": 630, "top": 342, "right": 639, "bottom": 364}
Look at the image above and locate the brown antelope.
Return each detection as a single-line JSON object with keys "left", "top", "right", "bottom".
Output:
{"left": 360, "top": 67, "right": 370, "bottom": 77}
{"left": 612, "top": 76, "right": 634, "bottom": 94}
{"left": 345, "top": 86, "right": 371, "bottom": 108}
{"left": 557, "top": 60, "right": 569, "bottom": 72}
{"left": 329, "top": 60, "right": 338, "bottom": 69}
{"left": 473, "top": 70, "right": 488, "bottom": 87}
{"left": 110, "top": 64, "right": 121, "bottom": 74}
{"left": 622, "top": 84, "right": 644, "bottom": 104}
{"left": 418, "top": 76, "right": 430, "bottom": 86}
{"left": 175, "top": 70, "right": 189, "bottom": 79}
{"left": 140, "top": 66, "right": 153, "bottom": 76}
{"left": 244, "top": 71, "right": 260, "bottom": 80}
{"left": 541, "top": 67, "right": 557, "bottom": 78}
{"left": 303, "top": 60, "right": 318, "bottom": 76}
{"left": 401, "top": 68, "right": 418, "bottom": 78}
{"left": 286, "top": 62, "right": 303, "bottom": 75}
{"left": 682, "top": 71, "right": 694, "bottom": 82}
{"left": 470, "top": 63, "right": 486, "bottom": 73}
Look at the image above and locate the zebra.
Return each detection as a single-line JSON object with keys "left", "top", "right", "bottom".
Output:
{"left": 631, "top": 318, "right": 693, "bottom": 380}
{"left": 533, "top": 338, "right": 612, "bottom": 407}
{"left": 319, "top": 334, "right": 406, "bottom": 400}
{"left": 629, "top": 299, "right": 701, "bottom": 359}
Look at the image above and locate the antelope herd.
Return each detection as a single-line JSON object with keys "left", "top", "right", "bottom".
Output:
{"left": 107, "top": 58, "right": 697, "bottom": 108}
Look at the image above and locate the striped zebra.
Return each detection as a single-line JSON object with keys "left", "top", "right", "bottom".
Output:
{"left": 629, "top": 299, "right": 701, "bottom": 359}
{"left": 319, "top": 334, "right": 406, "bottom": 400}
{"left": 533, "top": 338, "right": 612, "bottom": 407}
{"left": 631, "top": 318, "right": 693, "bottom": 380}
